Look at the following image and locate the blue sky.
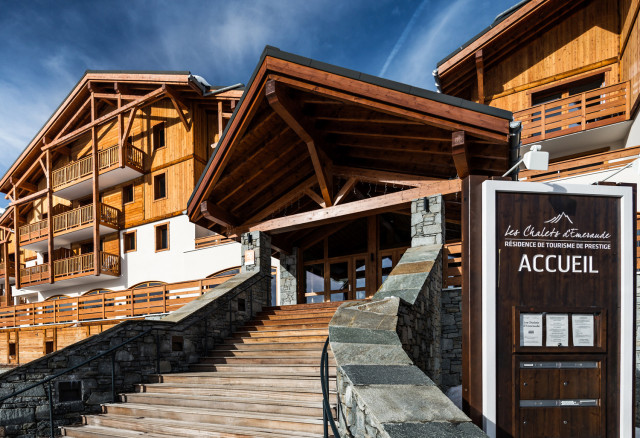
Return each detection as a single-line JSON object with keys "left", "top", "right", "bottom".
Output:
{"left": 0, "top": 0, "right": 515, "bottom": 208}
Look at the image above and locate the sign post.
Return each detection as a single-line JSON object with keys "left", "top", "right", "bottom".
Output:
{"left": 479, "top": 181, "right": 635, "bottom": 437}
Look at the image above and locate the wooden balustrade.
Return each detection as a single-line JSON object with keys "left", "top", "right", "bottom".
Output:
{"left": 20, "top": 264, "right": 50, "bottom": 286}
{"left": 53, "top": 204, "right": 94, "bottom": 234}
{"left": 195, "top": 234, "right": 235, "bottom": 249}
{"left": 519, "top": 145, "right": 640, "bottom": 182}
{"left": 52, "top": 144, "right": 145, "bottom": 190}
{"left": 444, "top": 242, "right": 462, "bottom": 288}
{"left": 99, "top": 203, "right": 120, "bottom": 228}
{"left": 514, "top": 82, "right": 630, "bottom": 144}
{"left": 0, "top": 260, "right": 15, "bottom": 277}
{"left": 53, "top": 252, "right": 120, "bottom": 280}
{"left": 19, "top": 220, "right": 48, "bottom": 244}
{"left": 0, "top": 274, "right": 234, "bottom": 328}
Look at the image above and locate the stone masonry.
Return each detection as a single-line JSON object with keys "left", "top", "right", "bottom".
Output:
{"left": 440, "top": 287, "right": 463, "bottom": 390}
{"left": 411, "top": 195, "right": 445, "bottom": 247}
{"left": 279, "top": 247, "right": 298, "bottom": 306}
{"left": 0, "top": 231, "right": 273, "bottom": 438}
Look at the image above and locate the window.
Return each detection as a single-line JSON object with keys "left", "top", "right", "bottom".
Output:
{"left": 153, "top": 122, "right": 166, "bottom": 151}
{"left": 153, "top": 173, "right": 166, "bottom": 201}
{"left": 155, "top": 223, "right": 169, "bottom": 252}
{"left": 124, "top": 231, "right": 136, "bottom": 253}
{"left": 123, "top": 184, "right": 134, "bottom": 204}
{"left": 45, "top": 341, "right": 54, "bottom": 355}
{"left": 8, "top": 342, "right": 16, "bottom": 357}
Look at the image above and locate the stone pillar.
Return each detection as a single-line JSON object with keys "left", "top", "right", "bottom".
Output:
{"left": 241, "top": 231, "right": 272, "bottom": 304}
{"left": 279, "top": 248, "right": 298, "bottom": 306}
{"left": 411, "top": 195, "right": 445, "bottom": 247}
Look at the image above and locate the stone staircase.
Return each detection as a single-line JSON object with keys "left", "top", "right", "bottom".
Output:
{"left": 60, "top": 301, "right": 342, "bottom": 438}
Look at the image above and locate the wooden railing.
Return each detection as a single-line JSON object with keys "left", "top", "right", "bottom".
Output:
{"left": 0, "top": 261, "right": 15, "bottom": 277}
{"left": 19, "top": 221, "right": 48, "bottom": 244}
{"left": 20, "top": 264, "right": 50, "bottom": 286}
{"left": 0, "top": 274, "right": 235, "bottom": 328}
{"left": 195, "top": 234, "right": 235, "bottom": 249}
{"left": 52, "top": 144, "right": 145, "bottom": 190}
{"left": 53, "top": 203, "right": 119, "bottom": 234}
{"left": 444, "top": 242, "right": 462, "bottom": 288}
{"left": 515, "top": 82, "right": 630, "bottom": 144}
{"left": 519, "top": 145, "right": 640, "bottom": 182}
{"left": 53, "top": 251, "right": 120, "bottom": 280}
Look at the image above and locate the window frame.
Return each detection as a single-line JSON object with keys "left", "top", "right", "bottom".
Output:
{"left": 153, "top": 172, "right": 167, "bottom": 201}
{"left": 154, "top": 222, "right": 170, "bottom": 252}
{"left": 152, "top": 122, "right": 166, "bottom": 151}
{"left": 122, "top": 184, "right": 135, "bottom": 205}
{"left": 123, "top": 230, "right": 137, "bottom": 253}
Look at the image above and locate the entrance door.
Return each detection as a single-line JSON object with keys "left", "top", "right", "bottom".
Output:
{"left": 304, "top": 255, "right": 366, "bottom": 303}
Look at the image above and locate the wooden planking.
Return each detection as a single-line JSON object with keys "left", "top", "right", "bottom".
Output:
{"left": 472, "top": 0, "right": 620, "bottom": 112}
{"left": 144, "top": 159, "right": 195, "bottom": 220}
{"left": 621, "top": 0, "right": 640, "bottom": 113}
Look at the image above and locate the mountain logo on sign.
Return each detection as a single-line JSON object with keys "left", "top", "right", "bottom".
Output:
{"left": 544, "top": 212, "right": 574, "bottom": 224}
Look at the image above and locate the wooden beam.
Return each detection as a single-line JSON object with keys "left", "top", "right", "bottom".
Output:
{"left": 296, "top": 220, "right": 352, "bottom": 250}
{"left": 13, "top": 152, "right": 45, "bottom": 196}
{"left": 304, "top": 188, "right": 326, "bottom": 208}
{"left": 234, "top": 179, "right": 461, "bottom": 235}
{"left": 200, "top": 201, "right": 238, "bottom": 228}
{"left": 620, "top": 0, "right": 640, "bottom": 58}
{"left": 333, "top": 165, "right": 435, "bottom": 187}
{"left": 452, "top": 131, "right": 470, "bottom": 179}
{"left": 54, "top": 98, "right": 91, "bottom": 141}
{"left": 166, "top": 87, "right": 190, "bottom": 131}
{"left": 8, "top": 188, "right": 48, "bottom": 207}
{"left": 17, "top": 181, "right": 38, "bottom": 193}
{"left": 45, "top": 85, "right": 166, "bottom": 151}
{"left": 2, "top": 238, "right": 9, "bottom": 307}
{"left": 333, "top": 177, "right": 358, "bottom": 206}
{"left": 13, "top": 191, "right": 20, "bottom": 291}
{"left": 46, "top": 149, "right": 54, "bottom": 284}
{"left": 265, "top": 79, "right": 333, "bottom": 206}
{"left": 246, "top": 176, "right": 317, "bottom": 224}
{"left": 475, "top": 50, "right": 484, "bottom": 104}
{"left": 118, "top": 91, "right": 123, "bottom": 168}
{"left": 120, "top": 107, "right": 138, "bottom": 147}
{"left": 91, "top": 94, "right": 101, "bottom": 277}
{"left": 93, "top": 92, "right": 142, "bottom": 100}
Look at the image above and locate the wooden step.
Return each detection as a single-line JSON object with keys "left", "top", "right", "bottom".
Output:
{"left": 199, "top": 356, "right": 332, "bottom": 365}
{"left": 249, "top": 316, "right": 332, "bottom": 326}
{"left": 151, "top": 373, "right": 333, "bottom": 390}
{"left": 217, "top": 342, "right": 327, "bottom": 351}
{"left": 135, "top": 383, "right": 336, "bottom": 401}
{"left": 263, "top": 301, "right": 346, "bottom": 312}
{"left": 233, "top": 328, "right": 329, "bottom": 338}
{"left": 230, "top": 335, "right": 328, "bottom": 344}
{"left": 188, "top": 363, "right": 333, "bottom": 376}
{"left": 101, "top": 403, "right": 325, "bottom": 433}
{"left": 208, "top": 349, "right": 330, "bottom": 358}
{"left": 255, "top": 311, "right": 337, "bottom": 320}
{"left": 120, "top": 392, "right": 325, "bottom": 417}
{"left": 243, "top": 322, "right": 331, "bottom": 331}
{"left": 79, "top": 414, "right": 328, "bottom": 437}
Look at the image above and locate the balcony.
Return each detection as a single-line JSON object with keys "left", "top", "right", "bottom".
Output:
{"left": 20, "top": 251, "right": 120, "bottom": 289}
{"left": 0, "top": 261, "right": 15, "bottom": 279}
{"left": 515, "top": 82, "right": 631, "bottom": 145}
{"left": 19, "top": 203, "right": 120, "bottom": 252}
{"left": 52, "top": 144, "right": 144, "bottom": 200}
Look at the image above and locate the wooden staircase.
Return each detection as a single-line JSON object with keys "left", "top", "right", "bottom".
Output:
{"left": 61, "top": 301, "right": 343, "bottom": 438}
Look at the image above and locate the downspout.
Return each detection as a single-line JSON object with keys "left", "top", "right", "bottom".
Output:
{"left": 508, "top": 121, "right": 522, "bottom": 180}
{"left": 203, "top": 83, "right": 244, "bottom": 97}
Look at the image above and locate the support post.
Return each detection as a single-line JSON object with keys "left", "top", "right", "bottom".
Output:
{"left": 46, "top": 149, "right": 54, "bottom": 284}
{"left": 91, "top": 94, "right": 101, "bottom": 276}
{"left": 241, "top": 231, "right": 272, "bottom": 308}
{"left": 411, "top": 195, "right": 445, "bottom": 247}
{"left": 2, "top": 238, "right": 10, "bottom": 306}
{"left": 13, "top": 191, "right": 20, "bottom": 290}
{"left": 279, "top": 248, "right": 298, "bottom": 305}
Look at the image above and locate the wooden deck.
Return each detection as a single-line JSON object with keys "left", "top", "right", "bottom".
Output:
{"left": 515, "top": 82, "right": 630, "bottom": 144}
{"left": 0, "top": 275, "right": 233, "bottom": 329}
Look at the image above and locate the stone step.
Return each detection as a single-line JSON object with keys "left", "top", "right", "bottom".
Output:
{"left": 151, "top": 373, "right": 333, "bottom": 390}
{"left": 120, "top": 392, "right": 325, "bottom": 417}
{"left": 100, "top": 403, "right": 325, "bottom": 433}
{"left": 199, "top": 356, "right": 332, "bottom": 365}
{"left": 135, "top": 383, "right": 336, "bottom": 402}
{"left": 233, "top": 328, "right": 329, "bottom": 338}
{"left": 188, "top": 363, "right": 334, "bottom": 376}
{"left": 78, "top": 414, "right": 328, "bottom": 437}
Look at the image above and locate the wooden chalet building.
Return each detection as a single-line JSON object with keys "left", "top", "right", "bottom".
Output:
{"left": 0, "top": 71, "right": 246, "bottom": 364}
{"left": 436, "top": 0, "right": 640, "bottom": 436}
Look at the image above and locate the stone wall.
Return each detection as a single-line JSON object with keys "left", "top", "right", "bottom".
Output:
{"left": 279, "top": 248, "right": 298, "bottom": 306}
{"left": 441, "top": 287, "right": 463, "bottom": 390}
{"left": 411, "top": 195, "right": 445, "bottom": 247}
{"left": 330, "top": 245, "right": 485, "bottom": 438}
{"left": 0, "top": 231, "right": 273, "bottom": 437}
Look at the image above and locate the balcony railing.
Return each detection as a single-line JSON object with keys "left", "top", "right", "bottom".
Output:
{"left": 19, "top": 204, "right": 120, "bottom": 246}
{"left": 19, "top": 221, "right": 48, "bottom": 245}
{"left": 20, "top": 264, "right": 50, "bottom": 287}
{"left": 519, "top": 145, "right": 640, "bottom": 182}
{"left": 514, "top": 82, "right": 630, "bottom": 144}
{"left": 0, "top": 261, "right": 15, "bottom": 278}
{"left": 0, "top": 274, "right": 235, "bottom": 328}
{"left": 195, "top": 234, "right": 235, "bottom": 249}
{"left": 52, "top": 144, "right": 144, "bottom": 190}
{"left": 53, "top": 251, "right": 120, "bottom": 280}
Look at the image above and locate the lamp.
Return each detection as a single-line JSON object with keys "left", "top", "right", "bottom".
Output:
{"left": 502, "top": 144, "right": 549, "bottom": 178}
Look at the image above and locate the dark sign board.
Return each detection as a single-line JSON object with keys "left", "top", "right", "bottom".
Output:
{"left": 480, "top": 181, "right": 635, "bottom": 438}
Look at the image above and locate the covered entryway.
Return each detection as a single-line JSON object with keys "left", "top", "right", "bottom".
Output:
{"left": 188, "top": 46, "right": 515, "bottom": 306}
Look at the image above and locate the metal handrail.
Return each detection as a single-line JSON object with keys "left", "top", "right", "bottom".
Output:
{"left": 321, "top": 337, "right": 340, "bottom": 438}
{"left": 0, "top": 327, "right": 154, "bottom": 438}
{"left": 0, "top": 270, "right": 268, "bottom": 437}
